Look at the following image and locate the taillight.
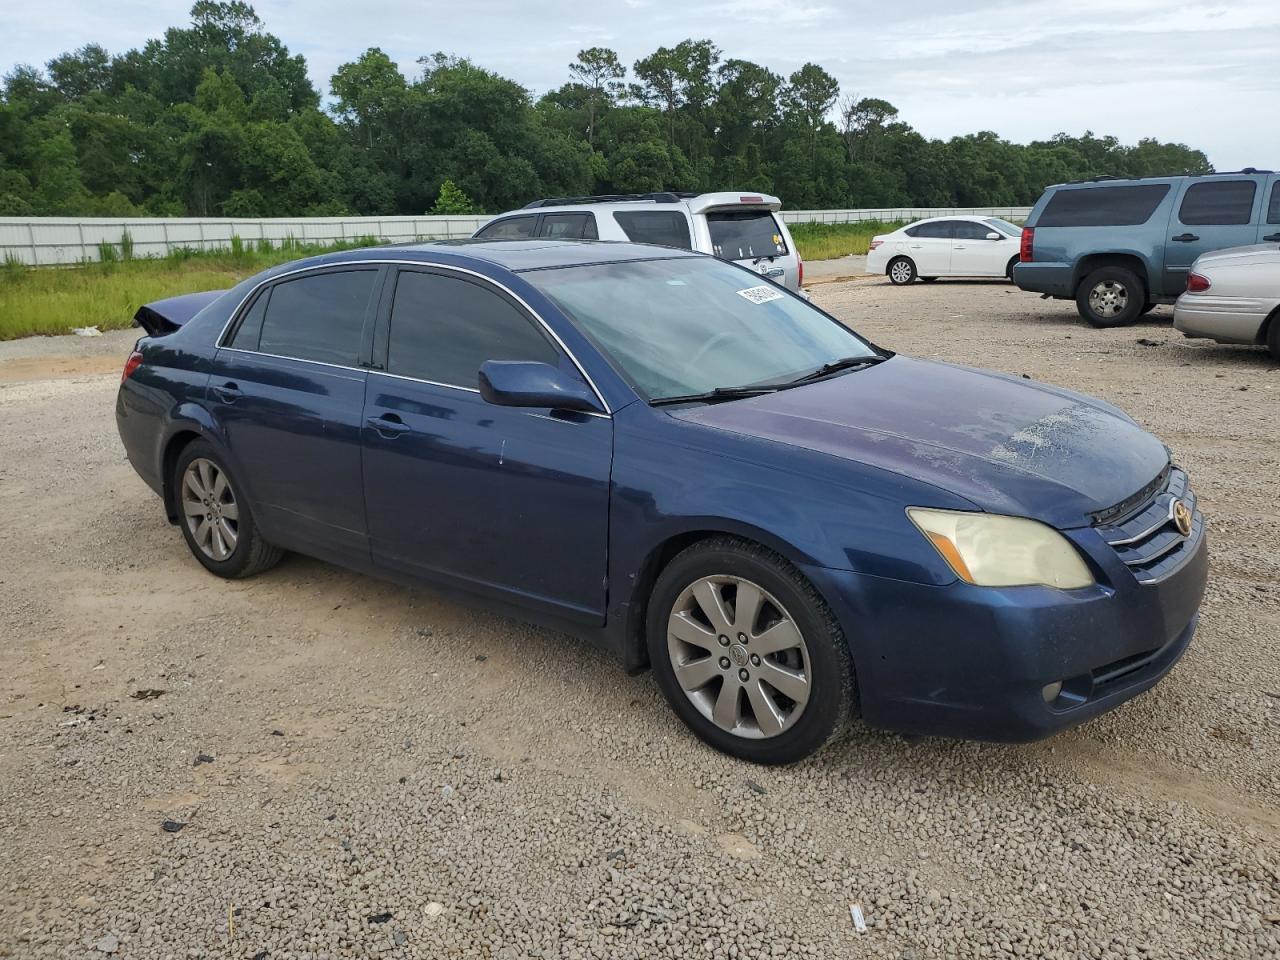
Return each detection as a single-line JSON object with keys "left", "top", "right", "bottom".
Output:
{"left": 1186, "top": 273, "right": 1211, "bottom": 292}
{"left": 1020, "top": 227, "right": 1035, "bottom": 262}
{"left": 122, "top": 350, "right": 144, "bottom": 383}
{"left": 797, "top": 255, "right": 804, "bottom": 287}
{"left": 869, "top": 239, "right": 884, "bottom": 251}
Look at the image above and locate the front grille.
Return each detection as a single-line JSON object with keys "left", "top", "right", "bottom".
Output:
{"left": 1094, "top": 467, "right": 1203, "bottom": 585}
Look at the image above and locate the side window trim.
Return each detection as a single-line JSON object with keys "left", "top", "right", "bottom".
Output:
{"left": 373, "top": 264, "right": 612, "bottom": 415}
{"left": 217, "top": 264, "right": 385, "bottom": 370}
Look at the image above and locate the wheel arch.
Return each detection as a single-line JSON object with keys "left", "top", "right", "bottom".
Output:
{"left": 1257, "top": 303, "right": 1280, "bottom": 348}
{"left": 1072, "top": 253, "right": 1151, "bottom": 298}
{"left": 619, "top": 523, "right": 827, "bottom": 674}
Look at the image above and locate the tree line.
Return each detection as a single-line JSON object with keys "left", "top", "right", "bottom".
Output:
{"left": 0, "top": 1, "right": 1214, "bottom": 219}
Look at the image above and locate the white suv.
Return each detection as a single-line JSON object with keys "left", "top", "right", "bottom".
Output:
{"left": 472, "top": 192, "right": 805, "bottom": 293}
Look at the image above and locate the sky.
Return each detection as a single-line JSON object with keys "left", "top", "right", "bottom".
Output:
{"left": 2, "top": 0, "right": 1278, "bottom": 170}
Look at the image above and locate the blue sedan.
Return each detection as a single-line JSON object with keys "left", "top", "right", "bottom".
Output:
{"left": 116, "top": 240, "right": 1207, "bottom": 763}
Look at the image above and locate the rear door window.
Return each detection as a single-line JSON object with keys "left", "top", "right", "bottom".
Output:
{"left": 1038, "top": 184, "right": 1171, "bottom": 227}
{"left": 1270, "top": 183, "right": 1280, "bottom": 224}
{"left": 612, "top": 211, "right": 692, "bottom": 249}
{"left": 386, "top": 270, "right": 560, "bottom": 388}
{"left": 1178, "top": 180, "right": 1257, "bottom": 225}
{"left": 906, "top": 221, "right": 953, "bottom": 239}
{"left": 706, "top": 210, "right": 788, "bottom": 259}
{"left": 256, "top": 270, "right": 378, "bottom": 365}
{"left": 538, "top": 213, "right": 598, "bottom": 240}
{"left": 476, "top": 216, "right": 538, "bottom": 239}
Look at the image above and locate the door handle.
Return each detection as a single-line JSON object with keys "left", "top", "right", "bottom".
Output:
{"left": 909, "top": 244, "right": 923, "bottom": 249}
{"left": 1264, "top": 233, "right": 1280, "bottom": 242}
{"left": 1171, "top": 233, "right": 1200, "bottom": 242}
{"left": 953, "top": 244, "right": 967, "bottom": 250}
{"left": 212, "top": 381, "right": 242, "bottom": 402}
{"left": 367, "top": 413, "right": 409, "bottom": 438}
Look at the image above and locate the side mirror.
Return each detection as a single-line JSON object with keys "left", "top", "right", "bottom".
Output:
{"left": 986, "top": 231, "right": 1002, "bottom": 241}
{"left": 478, "top": 360, "right": 604, "bottom": 414}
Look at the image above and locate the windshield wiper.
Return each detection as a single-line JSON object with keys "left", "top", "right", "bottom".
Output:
{"left": 785, "top": 354, "right": 888, "bottom": 385}
{"left": 650, "top": 384, "right": 781, "bottom": 407}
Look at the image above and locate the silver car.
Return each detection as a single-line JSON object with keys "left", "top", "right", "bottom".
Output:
{"left": 1174, "top": 244, "right": 1280, "bottom": 359}
{"left": 472, "top": 191, "right": 805, "bottom": 292}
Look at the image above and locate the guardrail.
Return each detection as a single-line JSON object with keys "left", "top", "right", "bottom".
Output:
{"left": 0, "top": 208, "right": 1033, "bottom": 266}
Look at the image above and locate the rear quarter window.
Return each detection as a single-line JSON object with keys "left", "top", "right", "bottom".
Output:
{"left": 476, "top": 216, "right": 537, "bottom": 239}
{"left": 706, "top": 210, "right": 788, "bottom": 259}
{"left": 612, "top": 211, "right": 692, "bottom": 249}
{"left": 1037, "top": 184, "right": 1171, "bottom": 227}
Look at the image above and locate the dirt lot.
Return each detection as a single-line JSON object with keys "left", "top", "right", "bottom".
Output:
{"left": 1, "top": 279, "right": 1277, "bottom": 960}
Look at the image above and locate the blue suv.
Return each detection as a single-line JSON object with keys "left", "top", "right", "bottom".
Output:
{"left": 1014, "top": 170, "right": 1280, "bottom": 326}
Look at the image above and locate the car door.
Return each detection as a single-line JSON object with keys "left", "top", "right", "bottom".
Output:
{"left": 949, "top": 220, "right": 1008, "bottom": 276}
{"left": 209, "top": 266, "right": 382, "bottom": 561}
{"left": 1162, "top": 179, "right": 1262, "bottom": 295}
{"left": 361, "top": 266, "right": 613, "bottom": 622}
{"left": 1262, "top": 176, "right": 1280, "bottom": 244}
{"left": 903, "top": 221, "right": 953, "bottom": 275}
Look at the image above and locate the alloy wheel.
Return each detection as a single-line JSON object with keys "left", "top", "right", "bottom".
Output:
{"left": 181, "top": 458, "right": 240, "bottom": 561}
{"left": 890, "top": 261, "right": 913, "bottom": 283}
{"left": 1088, "top": 280, "right": 1129, "bottom": 319}
{"left": 666, "top": 575, "right": 812, "bottom": 739}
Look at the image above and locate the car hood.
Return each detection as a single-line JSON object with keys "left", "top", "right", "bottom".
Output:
{"left": 671, "top": 356, "right": 1169, "bottom": 529}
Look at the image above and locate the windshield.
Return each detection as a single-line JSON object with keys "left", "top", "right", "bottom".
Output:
{"left": 706, "top": 210, "right": 789, "bottom": 260}
{"left": 525, "top": 257, "right": 877, "bottom": 401}
{"left": 985, "top": 218, "right": 1023, "bottom": 237}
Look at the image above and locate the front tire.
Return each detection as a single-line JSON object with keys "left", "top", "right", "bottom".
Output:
{"left": 174, "top": 440, "right": 283, "bottom": 579}
{"left": 1267, "top": 311, "right": 1280, "bottom": 360}
{"left": 887, "top": 257, "right": 917, "bottom": 285}
{"left": 646, "top": 537, "right": 855, "bottom": 764}
{"left": 1076, "top": 266, "right": 1144, "bottom": 327}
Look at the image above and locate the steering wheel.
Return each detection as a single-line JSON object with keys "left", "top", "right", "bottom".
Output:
{"left": 687, "top": 331, "right": 739, "bottom": 370}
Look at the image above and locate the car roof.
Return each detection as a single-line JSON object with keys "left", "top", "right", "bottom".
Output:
{"left": 278, "top": 238, "right": 703, "bottom": 274}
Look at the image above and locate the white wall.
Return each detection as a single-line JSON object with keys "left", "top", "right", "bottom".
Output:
{"left": 0, "top": 208, "right": 1032, "bottom": 266}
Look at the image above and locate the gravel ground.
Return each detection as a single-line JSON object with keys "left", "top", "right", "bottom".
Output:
{"left": 1, "top": 279, "right": 1278, "bottom": 960}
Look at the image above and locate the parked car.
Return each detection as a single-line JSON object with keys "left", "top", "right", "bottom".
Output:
{"left": 117, "top": 240, "right": 1207, "bottom": 764}
{"left": 866, "top": 216, "right": 1023, "bottom": 284}
{"left": 1174, "top": 243, "right": 1280, "bottom": 358}
{"left": 1014, "top": 169, "right": 1280, "bottom": 327}
{"left": 472, "top": 191, "right": 805, "bottom": 293}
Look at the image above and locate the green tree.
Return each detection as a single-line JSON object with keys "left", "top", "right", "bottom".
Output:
{"left": 430, "top": 178, "right": 475, "bottom": 214}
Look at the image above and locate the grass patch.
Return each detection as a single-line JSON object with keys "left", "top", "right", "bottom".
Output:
{"left": 789, "top": 220, "right": 906, "bottom": 261}
{"left": 0, "top": 237, "right": 387, "bottom": 340}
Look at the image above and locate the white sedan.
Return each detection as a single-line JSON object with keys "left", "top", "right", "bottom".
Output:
{"left": 867, "top": 217, "right": 1023, "bottom": 285}
{"left": 1174, "top": 244, "right": 1280, "bottom": 360}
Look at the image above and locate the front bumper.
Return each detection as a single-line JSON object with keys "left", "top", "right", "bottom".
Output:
{"left": 1173, "top": 295, "right": 1268, "bottom": 344}
{"left": 805, "top": 521, "right": 1208, "bottom": 742}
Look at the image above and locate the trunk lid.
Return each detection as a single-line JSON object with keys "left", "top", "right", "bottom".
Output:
{"left": 133, "top": 290, "right": 226, "bottom": 336}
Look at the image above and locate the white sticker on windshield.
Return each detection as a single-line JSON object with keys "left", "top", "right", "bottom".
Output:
{"left": 736, "top": 284, "right": 785, "bottom": 305}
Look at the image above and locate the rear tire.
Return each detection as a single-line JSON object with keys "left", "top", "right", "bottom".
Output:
{"left": 174, "top": 440, "right": 283, "bottom": 579}
{"left": 1267, "top": 311, "right": 1280, "bottom": 360}
{"left": 1075, "top": 266, "right": 1145, "bottom": 328}
{"left": 887, "top": 257, "right": 917, "bottom": 285}
{"left": 646, "top": 537, "right": 855, "bottom": 765}
{"left": 1006, "top": 257, "right": 1020, "bottom": 282}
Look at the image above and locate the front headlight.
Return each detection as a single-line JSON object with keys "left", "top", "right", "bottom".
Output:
{"left": 907, "top": 508, "right": 1094, "bottom": 589}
